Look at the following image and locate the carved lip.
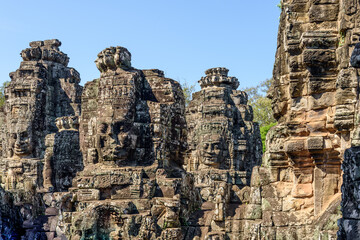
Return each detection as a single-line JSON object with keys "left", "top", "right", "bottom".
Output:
{"left": 202, "top": 154, "right": 219, "bottom": 162}
{"left": 14, "top": 146, "right": 30, "bottom": 155}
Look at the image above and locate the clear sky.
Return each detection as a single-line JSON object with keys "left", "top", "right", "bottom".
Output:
{"left": 0, "top": 0, "right": 280, "bottom": 91}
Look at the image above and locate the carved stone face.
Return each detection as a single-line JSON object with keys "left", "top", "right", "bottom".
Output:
{"left": 97, "top": 121, "right": 133, "bottom": 162}
{"left": 198, "top": 134, "right": 226, "bottom": 168}
{"left": 9, "top": 129, "right": 33, "bottom": 158}
{"left": 59, "top": 174, "right": 72, "bottom": 190}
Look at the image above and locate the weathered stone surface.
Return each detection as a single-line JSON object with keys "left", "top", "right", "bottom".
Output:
{"left": 0, "top": 39, "right": 83, "bottom": 238}
{"left": 4, "top": 1, "right": 360, "bottom": 236}
{"left": 49, "top": 46, "right": 200, "bottom": 239}
{"left": 183, "top": 68, "right": 262, "bottom": 238}
{"left": 185, "top": 67, "right": 261, "bottom": 172}
{"left": 260, "top": 0, "right": 352, "bottom": 238}
{"left": 350, "top": 43, "right": 360, "bottom": 67}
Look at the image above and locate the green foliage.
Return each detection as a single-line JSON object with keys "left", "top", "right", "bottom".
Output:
{"left": 243, "top": 78, "right": 276, "bottom": 127}
{"left": 277, "top": 1, "right": 282, "bottom": 10}
{"left": 260, "top": 122, "right": 277, "bottom": 152}
{"left": 243, "top": 78, "right": 277, "bottom": 153}
{"left": 163, "top": 221, "right": 168, "bottom": 229}
{"left": 339, "top": 30, "right": 346, "bottom": 47}
{"left": 181, "top": 82, "right": 196, "bottom": 106}
{"left": 0, "top": 81, "right": 9, "bottom": 108}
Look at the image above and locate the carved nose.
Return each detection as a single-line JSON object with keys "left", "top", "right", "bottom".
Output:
{"left": 15, "top": 136, "right": 21, "bottom": 145}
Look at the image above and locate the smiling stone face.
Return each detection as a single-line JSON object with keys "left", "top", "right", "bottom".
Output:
{"left": 9, "top": 125, "right": 33, "bottom": 159}
{"left": 197, "top": 134, "right": 227, "bottom": 169}
{"left": 185, "top": 68, "right": 262, "bottom": 172}
{"left": 96, "top": 121, "right": 134, "bottom": 163}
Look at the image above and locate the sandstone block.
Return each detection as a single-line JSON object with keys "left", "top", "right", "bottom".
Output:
{"left": 309, "top": 92, "right": 335, "bottom": 110}
{"left": 292, "top": 183, "right": 313, "bottom": 198}
{"left": 76, "top": 189, "right": 100, "bottom": 201}
{"left": 272, "top": 212, "right": 289, "bottom": 227}
{"left": 309, "top": 4, "right": 339, "bottom": 22}
{"left": 303, "top": 49, "right": 336, "bottom": 65}
{"left": 307, "top": 137, "right": 324, "bottom": 150}
{"left": 285, "top": 140, "right": 305, "bottom": 153}
{"left": 262, "top": 197, "right": 282, "bottom": 212}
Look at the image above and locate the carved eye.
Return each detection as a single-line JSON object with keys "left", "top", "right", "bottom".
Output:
{"left": 11, "top": 133, "right": 17, "bottom": 139}
{"left": 98, "top": 123, "right": 108, "bottom": 134}
{"left": 20, "top": 132, "right": 28, "bottom": 138}
{"left": 203, "top": 143, "right": 209, "bottom": 150}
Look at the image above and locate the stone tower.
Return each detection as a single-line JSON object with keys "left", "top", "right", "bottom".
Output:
{"left": 248, "top": 0, "right": 358, "bottom": 238}
{"left": 185, "top": 67, "right": 262, "bottom": 172}
{"left": 57, "top": 46, "right": 199, "bottom": 239}
{"left": 3, "top": 39, "right": 82, "bottom": 161}
{"left": 0, "top": 39, "right": 83, "bottom": 191}
{"left": 183, "top": 67, "right": 262, "bottom": 239}
{"left": 0, "top": 39, "right": 83, "bottom": 238}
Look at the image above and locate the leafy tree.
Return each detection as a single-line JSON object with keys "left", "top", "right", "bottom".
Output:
{"left": 181, "top": 82, "right": 196, "bottom": 106}
{"left": 243, "top": 78, "right": 277, "bottom": 152}
{"left": 260, "top": 122, "right": 277, "bottom": 152}
{"left": 0, "top": 81, "right": 9, "bottom": 108}
{"left": 243, "top": 78, "right": 276, "bottom": 127}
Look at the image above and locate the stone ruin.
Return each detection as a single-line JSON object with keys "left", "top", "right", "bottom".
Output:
{"left": 61, "top": 46, "right": 199, "bottom": 239}
{"left": 0, "top": 39, "right": 83, "bottom": 237}
{"left": 183, "top": 67, "right": 262, "bottom": 239}
{"left": 185, "top": 67, "right": 262, "bottom": 173}
{"left": 248, "top": 0, "right": 360, "bottom": 238}
{"left": 4, "top": 1, "right": 360, "bottom": 238}
{"left": 0, "top": 39, "right": 262, "bottom": 239}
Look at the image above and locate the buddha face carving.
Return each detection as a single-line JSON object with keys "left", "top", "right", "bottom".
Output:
{"left": 198, "top": 134, "right": 227, "bottom": 168}
{"left": 9, "top": 128, "right": 33, "bottom": 158}
{"left": 97, "top": 121, "right": 135, "bottom": 162}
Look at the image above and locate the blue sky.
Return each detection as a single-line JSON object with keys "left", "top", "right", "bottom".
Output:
{"left": 0, "top": 1, "right": 280, "bottom": 91}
